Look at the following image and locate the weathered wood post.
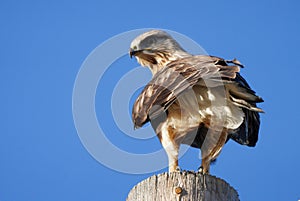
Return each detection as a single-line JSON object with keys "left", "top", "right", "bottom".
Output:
{"left": 127, "top": 171, "right": 239, "bottom": 201}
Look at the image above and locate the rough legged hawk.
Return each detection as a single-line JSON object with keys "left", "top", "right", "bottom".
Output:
{"left": 129, "top": 30, "right": 264, "bottom": 173}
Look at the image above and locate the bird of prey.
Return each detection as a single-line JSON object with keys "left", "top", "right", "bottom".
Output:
{"left": 129, "top": 30, "right": 263, "bottom": 174}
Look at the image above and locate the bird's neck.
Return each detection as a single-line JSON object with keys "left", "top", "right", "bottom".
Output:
{"left": 149, "top": 51, "right": 191, "bottom": 76}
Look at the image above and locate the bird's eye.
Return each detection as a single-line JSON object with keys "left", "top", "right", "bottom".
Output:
{"left": 133, "top": 45, "right": 137, "bottom": 50}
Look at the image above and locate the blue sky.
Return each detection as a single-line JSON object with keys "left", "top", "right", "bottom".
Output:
{"left": 1, "top": 0, "right": 300, "bottom": 201}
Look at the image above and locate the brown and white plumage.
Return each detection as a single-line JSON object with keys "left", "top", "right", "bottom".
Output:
{"left": 129, "top": 30, "right": 264, "bottom": 173}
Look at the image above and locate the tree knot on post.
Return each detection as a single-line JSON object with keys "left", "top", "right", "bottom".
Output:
{"left": 175, "top": 186, "right": 183, "bottom": 195}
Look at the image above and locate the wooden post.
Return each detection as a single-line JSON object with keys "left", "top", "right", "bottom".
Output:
{"left": 127, "top": 171, "right": 239, "bottom": 201}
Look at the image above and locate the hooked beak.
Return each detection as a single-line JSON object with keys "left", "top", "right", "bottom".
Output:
{"left": 129, "top": 48, "right": 135, "bottom": 58}
{"left": 129, "top": 48, "right": 143, "bottom": 58}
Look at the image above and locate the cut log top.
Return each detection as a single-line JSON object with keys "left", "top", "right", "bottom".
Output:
{"left": 127, "top": 171, "right": 239, "bottom": 201}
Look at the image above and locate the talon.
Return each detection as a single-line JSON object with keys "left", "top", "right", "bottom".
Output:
{"left": 175, "top": 166, "right": 181, "bottom": 172}
{"left": 198, "top": 166, "right": 203, "bottom": 173}
{"left": 198, "top": 166, "right": 209, "bottom": 174}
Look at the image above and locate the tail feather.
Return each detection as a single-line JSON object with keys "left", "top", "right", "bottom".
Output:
{"left": 229, "top": 109, "right": 260, "bottom": 146}
{"left": 227, "top": 73, "right": 263, "bottom": 147}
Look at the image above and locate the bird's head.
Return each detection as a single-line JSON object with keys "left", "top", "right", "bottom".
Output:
{"left": 129, "top": 30, "right": 189, "bottom": 75}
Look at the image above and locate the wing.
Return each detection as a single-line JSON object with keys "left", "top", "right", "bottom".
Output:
{"left": 132, "top": 55, "right": 241, "bottom": 128}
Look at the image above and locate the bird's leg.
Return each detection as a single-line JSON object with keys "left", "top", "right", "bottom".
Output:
{"left": 160, "top": 125, "right": 180, "bottom": 172}
{"left": 199, "top": 128, "right": 228, "bottom": 174}
{"left": 163, "top": 140, "right": 179, "bottom": 172}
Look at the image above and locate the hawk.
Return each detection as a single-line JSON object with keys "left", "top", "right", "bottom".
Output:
{"left": 129, "top": 30, "right": 263, "bottom": 174}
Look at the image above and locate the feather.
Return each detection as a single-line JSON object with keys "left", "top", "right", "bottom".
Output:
{"left": 132, "top": 55, "right": 243, "bottom": 127}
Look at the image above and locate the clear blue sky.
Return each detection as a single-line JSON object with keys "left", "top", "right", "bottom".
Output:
{"left": 1, "top": 1, "right": 300, "bottom": 201}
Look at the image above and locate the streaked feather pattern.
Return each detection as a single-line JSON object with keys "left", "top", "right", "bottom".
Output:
{"left": 132, "top": 55, "right": 259, "bottom": 128}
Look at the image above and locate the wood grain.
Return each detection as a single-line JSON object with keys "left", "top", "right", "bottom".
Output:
{"left": 127, "top": 171, "right": 239, "bottom": 201}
